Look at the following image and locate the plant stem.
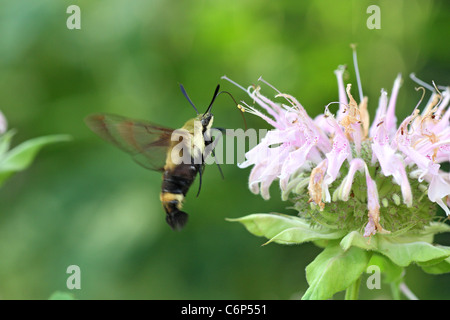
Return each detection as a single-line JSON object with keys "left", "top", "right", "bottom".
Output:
{"left": 390, "top": 282, "right": 401, "bottom": 300}
{"left": 345, "top": 276, "right": 361, "bottom": 300}
{"left": 399, "top": 282, "right": 418, "bottom": 300}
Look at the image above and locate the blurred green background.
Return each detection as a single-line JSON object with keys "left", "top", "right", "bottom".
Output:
{"left": 0, "top": 0, "right": 448, "bottom": 299}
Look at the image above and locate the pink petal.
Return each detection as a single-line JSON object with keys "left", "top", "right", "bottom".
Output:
{"left": 334, "top": 65, "right": 348, "bottom": 122}
{"left": 0, "top": 110, "right": 7, "bottom": 134}
{"left": 369, "top": 90, "right": 388, "bottom": 138}
{"left": 339, "top": 158, "right": 366, "bottom": 201}
{"left": 385, "top": 74, "right": 402, "bottom": 136}
{"left": 427, "top": 173, "right": 450, "bottom": 216}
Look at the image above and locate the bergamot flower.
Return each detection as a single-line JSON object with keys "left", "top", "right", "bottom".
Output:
{"left": 223, "top": 47, "right": 450, "bottom": 300}
{"left": 223, "top": 56, "right": 449, "bottom": 237}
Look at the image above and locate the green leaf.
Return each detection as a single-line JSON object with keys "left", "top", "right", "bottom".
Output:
{"left": 340, "top": 231, "right": 378, "bottom": 251}
{"left": 48, "top": 291, "right": 76, "bottom": 300}
{"left": 368, "top": 253, "right": 404, "bottom": 283}
{"left": 0, "top": 130, "right": 16, "bottom": 159}
{"left": 227, "top": 213, "right": 346, "bottom": 245}
{"left": 376, "top": 238, "right": 450, "bottom": 267}
{"left": 416, "top": 222, "right": 450, "bottom": 236}
{"left": 420, "top": 257, "right": 450, "bottom": 274}
{"left": 416, "top": 254, "right": 449, "bottom": 267}
{"left": 0, "top": 134, "right": 71, "bottom": 186}
{"left": 312, "top": 239, "right": 331, "bottom": 248}
{"left": 404, "top": 222, "right": 450, "bottom": 243}
{"left": 302, "top": 245, "right": 372, "bottom": 300}
{"left": 338, "top": 223, "right": 450, "bottom": 268}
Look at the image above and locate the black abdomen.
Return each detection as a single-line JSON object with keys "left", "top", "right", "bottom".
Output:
{"left": 160, "top": 163, "right": 200, "bottom": 230}
{"left": 162, "top": 163, "right": 199, "bottom": 196}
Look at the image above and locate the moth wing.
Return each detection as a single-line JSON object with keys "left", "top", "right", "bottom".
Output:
{"left": 85, "top": 113, "right": 174, "bottom": 172}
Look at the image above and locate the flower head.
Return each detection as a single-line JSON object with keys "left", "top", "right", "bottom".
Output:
{"left": 223, "top": 51, "right": 449, "bottom": 237}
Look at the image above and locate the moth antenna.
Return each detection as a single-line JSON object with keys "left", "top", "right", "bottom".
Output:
{"left": 179, "top": 84, "right": 199, "bottom": 114}
{"left": 204, "top": 84, "right": 221, "bottom": 115}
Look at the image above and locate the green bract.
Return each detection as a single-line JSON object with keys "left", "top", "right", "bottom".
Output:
{"left": 0, "top": 131, "right": 71, "bottom": 187}
{"left": 229, "top": 213, "right": 450, "bottom": 299}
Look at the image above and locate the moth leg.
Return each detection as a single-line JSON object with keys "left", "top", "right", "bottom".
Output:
{"left": 211, "top": 149, "right": 224, "bottom": 180}
{"left": 196, "top": 164, "right": 203, "bottom": 197}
